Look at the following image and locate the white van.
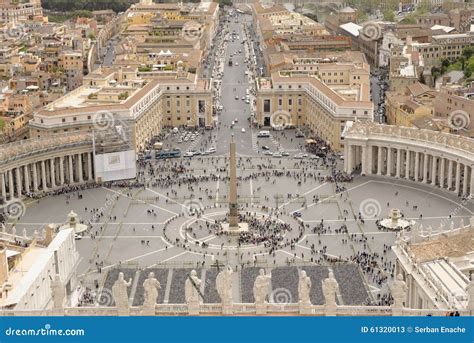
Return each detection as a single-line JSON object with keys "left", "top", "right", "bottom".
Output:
{"left": 257, "top": 130, "right": 270, "bottom": 138}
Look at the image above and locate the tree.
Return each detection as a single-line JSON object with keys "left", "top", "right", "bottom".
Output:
{"left": 400, "top": 13, "right": 416, "bottom": 24}
{"left": 383, "top": 10, "right": 395, "bottom": 22}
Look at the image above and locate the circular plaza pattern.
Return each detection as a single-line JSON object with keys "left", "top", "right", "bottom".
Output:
{"left": 9, "top": 154, "right": 473, "bottom": 307}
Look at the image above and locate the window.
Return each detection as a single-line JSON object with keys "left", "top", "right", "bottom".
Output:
{"left": 263, "top": 99, "right": 271, "bottom": 112}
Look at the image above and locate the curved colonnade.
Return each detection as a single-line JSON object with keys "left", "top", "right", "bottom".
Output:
{"left": 0, "top": 134, "right": 94, "bottom": 201}
{"left": 344, "top": 122, "right": 474, "bottom": 198}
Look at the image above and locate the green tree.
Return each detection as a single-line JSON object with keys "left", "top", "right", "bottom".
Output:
{"left": 401, "top": 13, "right": 416, "bottom": 24}
{"left": 383, "top": 10, "right": 395, "bottom": 22}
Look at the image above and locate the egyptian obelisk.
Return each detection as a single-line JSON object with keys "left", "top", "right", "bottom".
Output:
{"left": 228, "top": 135, "right": 239, "bottom": 227}
{"left": 222, "top": 134, "right": 248, "bottom": 234}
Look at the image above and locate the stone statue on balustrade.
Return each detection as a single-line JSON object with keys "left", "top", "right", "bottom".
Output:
{"left": 142, "top": 272, "right": 161, "bottom": 315}
{"left": 298, "top": 270, "right": 312, "bottom": 314}
{"left": 253, "top": 269, "right": 272, "bottom": 305}
{"left": 391, "top": 274, "right": 407, "bottom": 313}
{"left": 298, "top": 270, "right": 312, "bottom": 305}
{"left": 112, "top": 272, "right": 132, "bottom": 315}
{"left": 322, "top": 270, "right": 339, "bottom": 315}
{"left": 216, "top": 265, "right": 233, "bottom": 314}
{"left": 185, "top": 270, "right": 202, "bottom": 314}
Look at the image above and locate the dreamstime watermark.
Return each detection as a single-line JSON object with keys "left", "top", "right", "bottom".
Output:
{"left": 182, "top": 199, "right": 204, "bottom": 218}
{"left": 1, "top": 198, "right": 26, "bottom": 221}
{"left": 5, "top": 323, "right": 85, "bottom": 337}
{"left": 91, "top": 195, "right": 118, "bottom": 222}
{"left": 3, "top": 25, "right": 26, "bottom": 39}
{"left": 181, "top": 20, "right": 202, "bottom": 42}
{"left": 270, "top": 110, "right": 291, "bottom": 130}
{"left": 447, "top": 110, "right": 470, "bottom": 131}
{"left": 359, "top": 198, "right": 381, "bottom": 220}
{"left": 92, "top": 110, "right": 116, "bottom": 131}
{"left": 96, "top": 288, "right": 114, "bottom": 306}
{"left": 269, "top": 287, "right": 292, "bottom": 305}
{"left": 360, "top": 23, "right": 382, "bottom": 41}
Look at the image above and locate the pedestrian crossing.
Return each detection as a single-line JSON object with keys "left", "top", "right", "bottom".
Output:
{"left": 185, "top": 135, "right": 203, "bottom": 153}
{"left": 251, "top": 132, "right": 259, "bottom": 153}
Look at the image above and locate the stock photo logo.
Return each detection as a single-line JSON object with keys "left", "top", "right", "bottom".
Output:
{"left": 182, "top": 199, "right": 204, "bottom": 218}
{"left": 270, "top": 110, "right": 291, "bottom": 130}
{"left": 182, "top": 21, "right": 203, "bottom": 42}
{"left": 2, "top": 198, "right": 26, "bottom": 221}
{"left": 97, "top": 288, "right": 114, "bottom": 306}
{"left": 359, "top": 198, "right": 381, "bottom": 220}
{"left": 3, "top": 24, "right": 27, "bottom": 39}
{"left": 360, "top": 23, "right": 382, "bottom": 41}
{"left": 269, "top": 288, "right": 292, "bottom": 305}
{"left": 447, "top": 110, "right": 470, "bottom": 131}
{"left": 92, "top": 110, "right": 116, "bottom": 131}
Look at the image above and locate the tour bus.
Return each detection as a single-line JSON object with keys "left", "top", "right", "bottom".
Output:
{"left": 257, "top": 130, "right": 270, "bottom": 138}
{"left": 156, "top": 149, "right": 181, "bottom": 159}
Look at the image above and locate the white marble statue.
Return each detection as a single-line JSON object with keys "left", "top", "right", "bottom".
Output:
{"left": 22, "top": 228, "right": 27, "bottom": 238}
{"left": 298, "top": 270, "right": 312, "bottom": 305}
{"left": 143, "top": 272, "right": 161, "bottom": 308}
{"left": 216, "top": 265, "right": 233, "bottom": 305}
{"left": 185, "top": 270, "right": 202, "bottom": 304}
{"left": 253, "top": 269, "right": 271, "bottom": 304}
{"left": 322, "top": 270, "right": 339, "bottom": 307}
{"left": 112, "top": 272, "right": 132, "bottom": 309}
{"left": 391, "top": 274, "right": 407, "bottom": 308}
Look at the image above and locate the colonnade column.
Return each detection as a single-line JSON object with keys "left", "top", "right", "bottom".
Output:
{"left": 69, "top": 155, "right": 74, "bottom": 183}
{"left": 447, "top": 160, "right": 453, "bottom": 190}
{"left": 395, "top": 148, "right": 401, "bottom": 178}
{"left": 414, "top": 152, "right": 419, "bottom": 182}
{"left": 361, "top": 146, "right": 367, "bottom": 175}
{"left": 454, "top": 162, "right": 461, "bottom": 194}
{"left": 41, "top": 160, "right": 48, "bottom": 191}
{"left": 0, "top": 173, "right": 6, "bottom": 200}
{"left": 8, "top": 170, "right": 14, "bottom": 199}
{"left": 24, "top": 165, "right": 30, "bottom": 193}
{"left": 431, "top": 156, "right": 437, "bottom": 186}
{"left": 32, "top": 163, "right": 38, "bottom": 192}
{"left": 15, "top": 167, "right": 22, "bottom": 198}
{"left": 59, "top": 157, "right": 65, "bottom": 186}
{"left": 462, "top": 164, "right": 469, "bottom": 195}
{"left": 439, "top": 158, "right": 445, "bottom": 189}
{"left": 405, "top": 150, "right": 410, "bottom": 180}
{"left": 50, "top": 158, "right": 56, "bottom": 189}
{"left": 386, "top": 147, "right": 392, "bottom": 176}
{"left": 470, "top": 167, "right": 474, "bottom": 198}
{"left": 377, "top": 147, "right": 383, "bottom": 175}
{"left": 87, "top": 152, "right": 93, "bottom": 181}
{"left": 347, "top": 145, "right": 354, "bottom": 173}
{"left": 78, "top": 154, "right": 83, "bottom": 183}
{"left": 422, "top": 153, "right": 429, "bottom": 183}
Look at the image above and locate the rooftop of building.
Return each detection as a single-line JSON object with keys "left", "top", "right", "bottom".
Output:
{"left": 0, "top": 228, "right": 74, "bottom": 308}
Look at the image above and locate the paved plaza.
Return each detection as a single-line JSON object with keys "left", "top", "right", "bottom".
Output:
{"left": 14, "top": 154, "right": 474, "bottom": 306}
